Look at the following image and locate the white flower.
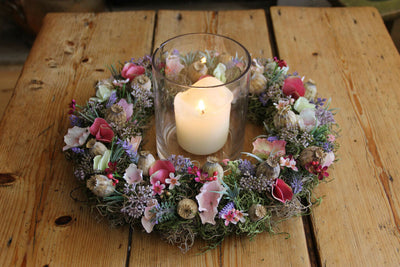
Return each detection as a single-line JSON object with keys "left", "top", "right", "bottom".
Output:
{"left": 294, "top": 97, "right": 316, "bottom": 113}
{"left": 165, "top": 173, "right": 181, "bottom": 190}
{"left": 90, "top": 80, "right": 116, "bottom": 102}
{"left": 123, "top": 163, "right": 143, "bottom": 185}
{"left": 93, "top": 149, "right": 111, "bottom": 171}
{"left": 298, "top": 108, "right": 319, "bottom": 132}
{"left": 63, "top": 126, "right": 90, "bottom": 151}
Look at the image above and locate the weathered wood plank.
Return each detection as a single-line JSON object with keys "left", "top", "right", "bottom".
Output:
{"left": 0, "top": 65, "right": 22, "bottom": 121}
{"left": 132, "top": 9, "right": 311, "bottom": 267}
{"left": 0, "top": 11, "right": 156, "bottom": 266}
{"left": 271, "top": 6, "right": 400, "bottom": 266}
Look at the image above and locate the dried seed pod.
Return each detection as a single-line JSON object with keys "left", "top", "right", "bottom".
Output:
{"left": 304, "top": 79, "right": 317, "bottom": 100}
{"left": 137, "top": 151, "right": 156, "bottom": 176}
{"left": 201, "top": 156, "right": 224, "bottom": 180}
{"left": 86, "top": 138, "right": 108, "bottom": 156}
{"left": 248, "top": 204, "right": 267, "bottom": 222}
{"left": 273, "top": 106, "right": 298, "bottom": 129}
{"left": 105, "top": 104, "right": 126, "bottom": 126}
{"left": 188, "top": 61, "right": 208, "bottom": 83}
{"left": 132, "top": 74, "right": 151, "bottom": 91}
{"left": 256, "top": 158, "right": 280, "bottom": 179}
{"left": 249, "top": 72, "right": 267, "bottom": 94}
{"left": 298, "top": 146, "right": 326, "bottom": 167}
{"left": 87, "top": 175, "right": 115, "bottom": 197}
{"left": 177, "top": 198, "right": 198, "bottom": 219}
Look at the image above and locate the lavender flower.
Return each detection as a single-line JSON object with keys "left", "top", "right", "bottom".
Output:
{"left": 106, "top": 91, "right": 118, "bottom": 108}
{"left": 121, "top": 185, "right": 153, "bottom": 219}
{"left": 238, "top": 159, "right": 255, "bottom": 176}
{"left": 116, "top": 138, "right": 138, "bottom": 161}
{"left": 69, "top": 115, "right": 82, "bottom": 127}
{"left": 219, "top": 202, "right": 235, "bottom": 218}
{"left": 315, "top": 106, "right": 335, "bottom": 125}
{"left": 71, "top": 147, "right": 85, "bottom": 154}
{"left": 267, "top": 136, "right": 279, "bottom": 142}
{"left": 290, "top": 176, "right": 303, "bottom": 194}
{"left": 168, "top": 155, "right": 193, "bottom": 173}
{"left": 322, "top": 141, "right": 334, "bottom": 152}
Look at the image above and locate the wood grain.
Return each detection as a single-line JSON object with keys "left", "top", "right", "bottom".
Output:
{"left": 0, "top": 11, "right": 155, "bottom": 266}
{"left": 271, "top": 6, "right": 400, "bottom": 266}
{"left": 0, "top": 65, "right": 22, "bottom": 121}
{"left": 131, "top": 9, "right": 311, "bottom": 267}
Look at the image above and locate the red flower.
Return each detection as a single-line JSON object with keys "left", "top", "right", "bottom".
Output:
{"left": 282, "top": 76, "right": 305, "bottom": 99}
{"left": 272, "top": 178, "right": 293, "bottom": 203}
{"left": 149, "top": 160, "right": 175, "bottom": 184}
{"left": 305, "top": 161, "right": 329, "bottom": 180}
{"left": 89, "top": 118, "right": 114, "bottom": 143}
{"left": 274, "top": 57, "right": 287, "bottom": 68}
{"left": 121, "top": 62, "right": 145, "bottom": 80}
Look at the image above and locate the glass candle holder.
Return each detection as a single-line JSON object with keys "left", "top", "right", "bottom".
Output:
{"left": 152, "top": 33, "right": 251, "bottom": 162}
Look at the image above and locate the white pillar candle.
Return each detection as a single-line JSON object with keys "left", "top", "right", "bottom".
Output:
{"left": 174, "top": 76, "right": 234, "bottom": 155}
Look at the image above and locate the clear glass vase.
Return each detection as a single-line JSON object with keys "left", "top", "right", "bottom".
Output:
{"left": 152, "top": 33, "right": 251, "bottom": 163}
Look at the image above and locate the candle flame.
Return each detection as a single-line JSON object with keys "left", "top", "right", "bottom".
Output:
{"left": 197, "top": 99, "right": 205, "bottom": 115}
{"left": 200, "top": 57, "right": 206, "bottom": 64}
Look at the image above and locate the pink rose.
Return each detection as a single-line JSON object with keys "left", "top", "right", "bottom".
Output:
{"left": 149, "top": 160, "right": 175, "bottom": 184}
{"left": 89, "top": 118, "right": 114, "bottom": 143}
{"left": 282, "top": 76, "right": 305, "bottom": 99}
{"left": 272, "top": 178, "right": 293, "bottom": 203}
{"left": 121, "top": 62, "right": 145, "bottom": 80}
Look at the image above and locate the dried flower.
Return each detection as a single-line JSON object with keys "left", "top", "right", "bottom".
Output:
{"left": 63, "top": 126, "right": 90, "bottom": 151}
{"left": 196, "top": 180, "right": 226, "bottom": 225}
{"left": 89, "top": 118, "right": 114, "bottom": 143}
{"left": 123, "top": 163, "right": 143, "bottom": 185}
{"left": 252, "top": 138, "right": 286, "bottom": 159}
{"left": 282, "top": 76, "right": 305, "bottom": 99}
{"left": 149, "top": 160, "right": 175, "bottom": 185}
{"left": 121, "top": 62, "right": 145, "bottom": 80}
{"left": 272, "top": 178, "right": 293, "bottom": 203}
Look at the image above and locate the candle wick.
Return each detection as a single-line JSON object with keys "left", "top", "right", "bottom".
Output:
{"left": 201, "top": 110, "right": 205, "bottom": 115}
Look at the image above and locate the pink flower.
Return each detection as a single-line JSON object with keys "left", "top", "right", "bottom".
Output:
{"left": 272, "top": 178, "right": 293, "bottom": 203}
{"left": 149, "top": 160, "right": 175, "bottom": 185}
{"left": 280, "top": 156, "right": 298, "bottom": 171}
{"left": 165, "top": 173, "right": 181, "bottom": 190}
{"left": 165, "top": 54, "right": 184, "bottom": 78}
{"left": 221, "top": 209, "right": 246, "bottom": 226}
{"left": 89, "top": 118, "right": 114, "bottom": 143}
{"left": 121, "top": 62, "right": 145, "bottom": 80}
{"left": 117, "top": 99, "right": 133, "bottom": 121}
{"left": 282, "top": 76, "right": 305, "bottom": 99}
{"left": 152, "top": 181, "right": 165, "bottom": 196}
{"left": 195, "top": 180, "right": 226, "bottom": 225}
{"left": 327, "top": 134, "right": 336, "bottom": 142}
{"left": 141, "top": 199, "right": 158, "bottom": 233}
{"left": 123, "top": 163, "right": 143, "bottom": 185}
{"left": 63, "top": 126, "right": 90, "bottom": 151}
{"left": 252, "top": 138, "right": 286, "bottom": 159}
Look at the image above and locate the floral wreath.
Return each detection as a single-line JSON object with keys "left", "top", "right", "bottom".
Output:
{"left": 63, "top": 54, "right": 339, "bottom": 253}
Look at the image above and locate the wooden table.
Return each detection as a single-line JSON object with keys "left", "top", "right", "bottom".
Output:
{"left": 1, "top": 7, "right": 400, "bottom": 266}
